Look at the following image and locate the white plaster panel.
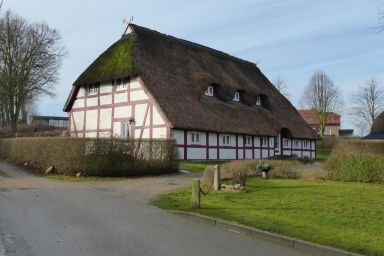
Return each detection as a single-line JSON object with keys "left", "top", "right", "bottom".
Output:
{"left": 135, "top": 104, "right": 148, "bottom": 126}
{"left": 130, "top": 90, "right": 148, "bottom": 101}
{"left": 283, "top": 150, "right": 291, "bottom": 156}
{"left": 86, "top": 110, "right": 98, "bottom": 130}
{"left": 172, "top": 129, "right": 184, "bottom": 144}
{"left": 262, "top": 149, "right": 268, "bottom": 158}
{"left": 188, "top": 148, "right": 206, "bottom": 160}
{"left": 114, "top": 92, "right": 128, "bottom": 103}
{"left": 100, "top": 82, "right": 112, "bottom": 93}
{"left": 85, "top": 132, "right": 97, "bottom": 138}
{"left": 303, "top": 151, "right": 311, "bottom": 158}
{"left": 99, "top": 108, "right": 112, "bottom": 129}
{"left": 269, "top": 137, "right": 274, "bottom": 147}
{"left": 209, "top": 149, "right": 217, "bottom": 160}
{"left": 311, "top": 141, "right": 316, "bottom": 150}
{"left": 72, "top": 111, "right": 84, "bottom": 131}
{"left": 153, "top": 127, "right": 167, "bottom": 138}
{"left": 219, "top": 149, "right": 236, "bottom": 160}
{"left": 114, "top": 106, "right": 132, "bottom": 119}
{"left": 73, "top": 99, "right": 84, "bottom": 108}
{"left": 254, "top": 149, "right": 261, "bottom": 159}
{"left": 100, "top": 95, "right": 112, "bottom": 105}
{"left": 237, "top": 150, "right": 244, "bottom": 160}
{"left": 130, "top": 79, "right": 141, "bottom": 89}
{"left": 209, "top": 133, "right": 217, "bottom": 146}
{"left": 152, "top": 106, "right": 165, "bottom": 125}
{"left": 99, "top": 131, "right": 111, "bottom": 138}
{"left": 293, "top": 151, "right": 302, "bottom": 156}
{"left": 245, "top": 150, "right": 252, "bottom": 159}
{"left": 142, "top": 128, "right": 150, "bottom": 139}
{"left": 237, "top": 136, "right": 243, "bottom": 146}
{"left": 78, "top": 87, "right": 86, "bottom": 97}
{"left": 87, "top": 97, "right": 98, "bottom": 107}
{"left": 269, "top": 150, "right": 275, "bottom": 157}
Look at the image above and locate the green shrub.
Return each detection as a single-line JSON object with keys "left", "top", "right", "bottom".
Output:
{"left": 326, "top": 140, "right": 384, "bottom": 183}
{"left": 0, "top": 137, "right": 177, "bottom": 176}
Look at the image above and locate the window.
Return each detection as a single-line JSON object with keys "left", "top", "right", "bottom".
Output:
{"left": 205, "top": 86, "right": 214, "bottom": 96}
{"left": 222, "top": 135, "right": 231, "bottom": 145}
{"left": 261, "top": 137, "right": 268, "bottom": 147}
{"left": 256, "top": 96, "right": 261, "bottom": 106}
{"left": 191, "top": 132, "right": 200, "bottom": 144}
{"left": 293, "top": 140, "right": 299, "bottom": 148}
{"left": 283, "top": 138, "right": 289, "bottom": 147}
{"left": 120, "top": 122, "right": 130, "bottom": 138}
{"left": 324, "top": 128, "right": 332, "bottom": 135}
{"left": 116, "top": 78, "right": 128, "bottom": 90}
{"left": 88, "top": 84, "right": 99, "bottom": 95}
{"left": 233, "top": 92, "right": 240, "bottom": 102}
{"left": 303, "top": 140, "right": 308, "bottom": 148}
{"left": 245, "top": 136, "right": 252, "bottom": 146}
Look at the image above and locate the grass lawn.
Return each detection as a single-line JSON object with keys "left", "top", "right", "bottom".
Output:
{"left": 178, "top": 161, "right": 226, "bottom": 172}
{"left": 153, "top": 178, "right": 384, "bottom": 255}
{"left": 46, "top": 174, "right": 129, "bottom": 182}
{"left": 316, "top": 148, "right": 333, "bottom": 162}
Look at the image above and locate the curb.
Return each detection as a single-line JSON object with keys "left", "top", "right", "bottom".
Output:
{"left": 168, "top": 210, "right": 365, "bottom": 256}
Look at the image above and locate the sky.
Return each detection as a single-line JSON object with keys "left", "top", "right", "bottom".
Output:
{"left": 2, "top": 0, "right": 384, "bottom": 133}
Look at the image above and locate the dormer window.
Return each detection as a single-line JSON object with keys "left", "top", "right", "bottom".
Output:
{"left": 116, "top": 78, "right": 128, "bottom": 91}
{"left": 233, "top": 92, "right": 240, "bottom": 102}
{"left": 205, "top": 85, "right": 214, "bottom": 96}
{"left": 256, "top": 96, "right": 261, "bottom": 106}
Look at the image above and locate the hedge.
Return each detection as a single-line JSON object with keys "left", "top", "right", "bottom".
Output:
{"left": 326, "top": 140, "right": 384, "bottom": 183}
{"left": 0, "top": 137, "right": 178, "bottom": 176}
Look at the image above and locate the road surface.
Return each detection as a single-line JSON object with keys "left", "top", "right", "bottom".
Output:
{"left": 0, "top": 162, "right": 309, "bottom": 256}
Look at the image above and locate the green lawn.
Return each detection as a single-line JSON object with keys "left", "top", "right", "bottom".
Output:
{"left": 46, "top": 175, "right": 129, "bottom": 182}
{"left": 153, "top": 178, "right": 384, "bottom": 255}
{"left": 316, "top": 148, "right": 333, "bottom": 162}
{"left": 178, "top": 161, "right": 226, "bottom": 172}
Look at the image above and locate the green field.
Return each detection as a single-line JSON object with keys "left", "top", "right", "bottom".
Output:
{"left": 153, "top": 178, "right": 384, "bottom": 255}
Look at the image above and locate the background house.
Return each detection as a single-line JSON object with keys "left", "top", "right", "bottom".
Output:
{"left": 30, "top": 115, "right": 68, "bottom": 129}
{"left": 298, "top": 109, "right": 341, "bottom": 136}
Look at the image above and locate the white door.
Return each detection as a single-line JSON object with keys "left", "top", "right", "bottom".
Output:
{"left": 120, "top": 122, "right": 130, "bottom": 138}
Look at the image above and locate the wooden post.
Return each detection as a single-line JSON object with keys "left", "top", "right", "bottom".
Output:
{"left": 191, "top": 179, "right": 200, "bottom": 209}
{"left": 213, "top": 165, "right": 221, "bottom": 190}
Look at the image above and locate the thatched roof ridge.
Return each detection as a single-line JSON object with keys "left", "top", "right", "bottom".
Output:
{"left": 364, "top": 111, "right": 384, "bottom": 139}
{"left": 66, "top": 24, "right": 319, "bottom": 140}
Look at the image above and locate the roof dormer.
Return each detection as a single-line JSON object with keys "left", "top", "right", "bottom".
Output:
{"left": 233, "top": 91, "right": 240, "bottom": 102}
{"left": 204, "top": 85, "right": 214, "bottom": 97}
{"left": 256, "top": 96, "right": 261, "bottom": 106}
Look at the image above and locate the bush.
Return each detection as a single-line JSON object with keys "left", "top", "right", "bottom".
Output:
{"left": 326, "top": 140, "right": 384, "bottom": 183}
{"left": 0, "top": 137, "right": 177, "bottom": 176}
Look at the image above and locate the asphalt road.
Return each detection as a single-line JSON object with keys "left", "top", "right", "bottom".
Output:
{"left": 0, "top": 163, "right": 309, "bottom": 256}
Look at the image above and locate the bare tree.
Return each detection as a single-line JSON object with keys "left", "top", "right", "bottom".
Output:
{"left": 301, "top": 70, "right": 343, "bottom": 138}
{"left": 272, "top": 76, "right": 289, "bottom": 98}
{"left": 0, "top": 10, "right": 66, "bottom": 133}
{"left": 350, "top": 78, "right": 384, "bottom": 129}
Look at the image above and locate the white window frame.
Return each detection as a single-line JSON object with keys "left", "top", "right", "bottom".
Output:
{"left": 256, "top": 96, "right": 261, "bottom": 106}
{"left": 222, "top": 135, "right": 231, "bottom": 145}
{"left": 88, "top": 84, "right": 99, "bottom": 95}
{"left": 191, "top": 132, "right": 200, "bottom": 144}
{"left": 303, "top": 140, "right": 308, "bottom": 149}
{"left": 324, "top": 128, "right": 332, "bottom": 135}
{"left": 116, "top": 78, "right": 128, "bottom": 91}
{"left": 293, "top": 140, "right": 299, "bottom": 148}
{"left": 120, "top": 122, "right": 130, "bottom": 139}
{"left": 283, "top": 138, "right": 289, "bottom": 148}
{"left": 233, "top": 92, "right": 240, "bottom": 102}
{"left": 205, "top": 85, "right": 214, "bottom": 96}
{"left": 245, "top": 136, "right": 252, "bottom": 146}
{"left": 262, "top": 137, "right": 268, "bottom": 147}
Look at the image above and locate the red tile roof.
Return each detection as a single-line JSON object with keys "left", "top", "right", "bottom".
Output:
{"left": 298, "top": 109, "right": 340, "bottom": 126}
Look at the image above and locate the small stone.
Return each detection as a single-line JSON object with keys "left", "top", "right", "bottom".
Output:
{"left": 45, "top": 166, "right": 55, "bottom": 175}
{"left": 234, "top": 184, "right": 241, "bottom": 189}
{"left": 24, "top": 162, "right": 28, "bottom": 166}
{"left": 76, "top": 172, "right": 81, "bottom": 178}
{"left": 221, "top": 184, "right": 226, "bottom": 188}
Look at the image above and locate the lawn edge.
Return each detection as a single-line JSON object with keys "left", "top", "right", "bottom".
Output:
{"left": 167, "top": 210, "right": 365, "bottom": 256}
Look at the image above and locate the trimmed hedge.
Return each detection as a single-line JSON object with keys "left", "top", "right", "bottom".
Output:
{"left": 0, "top": 137, "right": 178, "bottom": 176}
{"left": 326, "top": 140, "right": 384, "bottom": 183}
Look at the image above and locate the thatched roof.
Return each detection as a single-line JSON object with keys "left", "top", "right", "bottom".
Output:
{"left": 364, "top": 111, "right": 384, "bottom": 139}
{"left": 65, "top": 24, "right": 319, "bottom": 140}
